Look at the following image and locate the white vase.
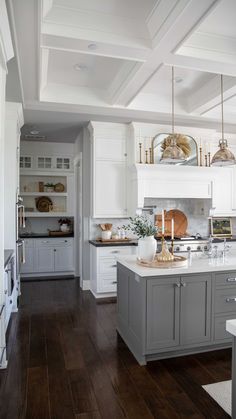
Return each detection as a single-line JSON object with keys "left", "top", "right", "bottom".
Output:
{"left": 138, "top": 235, "right": 157, "bottom": 261}
{"left": 60, "top": 223, "right": 70, "bottom": 232}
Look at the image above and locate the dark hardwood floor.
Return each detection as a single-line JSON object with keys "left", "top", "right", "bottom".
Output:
{"left": 0, "top": 278, "right": 231, "bottom": 418}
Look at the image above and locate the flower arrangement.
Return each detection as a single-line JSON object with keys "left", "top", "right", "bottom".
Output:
{"left": 124, "top": 215, "right": 158, "bottom": 238}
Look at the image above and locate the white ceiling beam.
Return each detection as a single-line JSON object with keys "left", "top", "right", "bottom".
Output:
{"left": 113, "top": 0, "right": 221, "bottom": 107}
{"left": 177, "top": 31, "right": 236, "bottom": 65}
{"left": 42, "top": 0, "right": 53, "bottom": 18}
{"left": 24, "top": 99, "right": 236, "bottom": 133}
{"left": 165, "top": 52, "right": 236, "bottom": 77}
{"left": 40, "top": 48, "right": 49, "bottom": 94}
{"left": 185, "top": 75, "right": 236, "bottom": 114}
{"left": 41, "top": 33, "right": 149, "bottom": 62}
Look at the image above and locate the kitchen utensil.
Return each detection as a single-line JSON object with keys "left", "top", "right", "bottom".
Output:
{"left": 35, "top": 196, "right": 53, "bottom": 212}
{"left": 101, "top": 230, "right": 112, "bottom": 240}
{"left": 99, "top": 224, "right": 106, "bottom": 231}
{"left": 166, "top": 209, "right": 188, "bottom": 237}
{"left": 105, "top": 223, "right": 113, "bottom": 230}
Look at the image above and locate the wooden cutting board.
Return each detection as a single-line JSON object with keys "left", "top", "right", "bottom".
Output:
{"left": 166, "top": 209, "right": 188, "bottom": 237}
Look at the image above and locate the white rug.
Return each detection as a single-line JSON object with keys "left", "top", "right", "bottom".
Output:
{"left": 202, "top": 380, "right": 231, "bottom": 416}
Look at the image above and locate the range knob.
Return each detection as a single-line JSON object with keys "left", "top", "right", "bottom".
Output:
{"left": 204, "top": 245, "right": 208, "bottom": 250}
{"left": 176, "top": 246, "right": 180, "bottom": 252}
{"left": 187, "top": 246, "right": 191, "bottom": 251}
{"left": 197, "top": 245, "right": 201, "bottom": 251}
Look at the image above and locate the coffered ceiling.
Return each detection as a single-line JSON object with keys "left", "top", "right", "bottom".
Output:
{"left": 6, "top": 0, "right": 236, "bottom": 138}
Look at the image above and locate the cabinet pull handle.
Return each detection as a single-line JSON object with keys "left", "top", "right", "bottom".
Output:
{"left": 111, "top": 251, "right": 119, "bottom": 254}
{"left": 42, "top": 240, "right": 49, "bottom": 243}
{"left": 111, "top": 264, "right": 117, "bottom": 268}
{"left": 112, "top": 281, "right": 117, "bottom": 284}
{"left": 175, "top": 283, "right": 181, "bottom": 288}
{"left": 226, "top": 297, "right": 236, "bottom": 303}
{"left": 227, "top": 278, "right": 236, "bottom": 282}
{"left": 0, "top": 305, "right": 5, "bottom": 317}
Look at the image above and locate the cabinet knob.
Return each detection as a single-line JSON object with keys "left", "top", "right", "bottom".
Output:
{"left": 181, "top": 282, "right": 186, "bottom": 287}
{"left": 227, "top": 278, "right": 236, "bottom": 282}
{"left": 54, "top": 249, "right": 56, "bottom": 252}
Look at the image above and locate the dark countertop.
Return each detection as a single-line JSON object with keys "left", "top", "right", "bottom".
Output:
{"left": 20, "top": 233, "right": 74, "bottom": 239}
{"left": 4, "top": 249, "right": 14, "bottom": 268}
{"left": 89, "top": 239, "right": 138, "bottom": 247}
{"left": 212, "top": 236, "right": 236, "bottom": 243}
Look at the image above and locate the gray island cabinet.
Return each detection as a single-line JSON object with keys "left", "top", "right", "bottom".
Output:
{"left": 117, "top": 256, "right": 236, "bottom": 365}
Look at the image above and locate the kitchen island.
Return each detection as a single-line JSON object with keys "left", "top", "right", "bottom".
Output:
{"left": 117, "top": 254, "right": 236, "bottom": 365}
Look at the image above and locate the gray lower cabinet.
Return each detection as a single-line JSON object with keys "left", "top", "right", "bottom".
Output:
{"left": 147, "top": 277, "right": 180, "bottom": 350}
{"left": 146, "top": 274, "right": 211, "bottom": 352}
{"left": 180, "top": 274, "right": 211, "bottom": 345}
{"left": 117, "top": 264, "right": 236, "bottom": 365}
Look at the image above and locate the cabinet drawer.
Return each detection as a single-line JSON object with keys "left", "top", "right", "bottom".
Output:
{"left": 215, "top": 287, "right": 236, "bottom": 313}
{"left": 215, "top": 272, "right": 236, "bottom": 287}
{"left": 214, "top": 315, "right": 233, "bottom": 341}
{"left": 35, "top": 238, "right": 73, "bottom": 247}
{"left": 98, "top": 246, "right": 136, "bottom": 257}
{"left": 98, "top": 276, "right": 117, "bottom": 293}
{"left": 98, "top": 257, "right": 117, "bottom": 275}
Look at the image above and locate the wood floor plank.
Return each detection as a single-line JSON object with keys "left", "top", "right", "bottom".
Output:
{"left": 25, "top": 366, "right": 50, "bottom": 419}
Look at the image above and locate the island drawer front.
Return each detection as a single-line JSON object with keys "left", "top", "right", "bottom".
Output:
{"left": 98, "top": 246, "right": 136, "bottom": 257}
{"left": 35, "top": 238, "right": 73, "bottom": 247}
{"left": 214, "top": 315, "right": 234, "bottom": 341}
{"left": 215, "top": 272, "right": 236, "bottom": 287}
{"left": 215, "top": 287, "right": 236, "bottom": 313}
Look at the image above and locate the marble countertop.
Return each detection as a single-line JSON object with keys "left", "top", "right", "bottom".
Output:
{"left": 226, "top": 319, "right": 236, "bottom": 337}
{"left": 117, "top": 254, "right": 236, "bottom": 277}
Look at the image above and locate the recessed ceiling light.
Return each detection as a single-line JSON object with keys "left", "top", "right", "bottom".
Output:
{"left": 30, "top": 129, "right": 40, "bottom": 135}
{"left": 88, "top": 43, "right": 97, "bottom": 51}
{"left": 174, "top": 77, "right": 183, "bottom": 84}
{"left": 73, "top": 63, "right": 88, "bottom": 71}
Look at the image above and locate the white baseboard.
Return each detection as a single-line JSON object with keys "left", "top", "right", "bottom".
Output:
{"left": 90, "top": 289, "right": 117, "bottom": 299}
{"left": 81, "top": 280, "right": 90, "bottom": 290}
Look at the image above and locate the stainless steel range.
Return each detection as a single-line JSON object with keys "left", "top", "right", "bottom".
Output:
{"left": 156, "top": 237, "right": 209, "bottom": 253}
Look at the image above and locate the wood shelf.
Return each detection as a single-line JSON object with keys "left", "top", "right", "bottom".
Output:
{"left": 25, "top": 212, "right": 72, "bottom": 218}
{"left": 20, "top": 192, "right": 68, "bottom": 197}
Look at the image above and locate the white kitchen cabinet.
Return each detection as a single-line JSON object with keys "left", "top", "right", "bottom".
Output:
{"left": 21, "top": 238, "right": 74, "bottom": 276}
{"left": 54, "top": 245, "right": 74, "bottom": 272}
{"left": 94, "top": 160, "right": 127, "bottom": 217}
{"left": 211, "top": 167, "right": 236, "bottom": 216}
{"left": 88, "top": 122, "right": 129, "bottom": 218}
{"left": 20, "top": 239, "right": 35, "bottom": 274}
{"left": 90, "top": 245, "right": 137, "bottom": 298}
{"left": 35, "top": 246, "right": 55, "bottom": 272}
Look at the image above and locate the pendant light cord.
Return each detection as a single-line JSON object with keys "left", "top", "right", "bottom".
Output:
{"left": 172, "top": 66, "right": 174, "bottom": 135}
{"left": 221, "top": 74, "right": 224, "bottom": 141}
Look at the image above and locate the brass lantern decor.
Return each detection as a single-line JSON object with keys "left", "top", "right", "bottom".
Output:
{"left": 211, "top": 75, "right": 236, "bottom": 166}
{"left": 160, "top": 67, "right": 188, "bottom": 164}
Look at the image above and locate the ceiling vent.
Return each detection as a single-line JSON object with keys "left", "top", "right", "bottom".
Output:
{"left": 23, "top": 134, "right": 46, "bottom": 141}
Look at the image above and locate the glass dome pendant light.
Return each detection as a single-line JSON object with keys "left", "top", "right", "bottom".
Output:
{"left": 160, "top": 66, "right": 186, "bottom": 164}
{"left": 211, "top": 74, "right": 236, "bottom": 166}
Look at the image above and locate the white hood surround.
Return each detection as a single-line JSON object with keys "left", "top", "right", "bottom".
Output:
{"left": 128, "top": 164, "right": 236, "bottom": 217}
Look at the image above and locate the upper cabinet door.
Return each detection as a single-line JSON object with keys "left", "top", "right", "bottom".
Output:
{"left": 37, "top": 156, "right": 52, "bottom": 170}
{"left": 20, "top": 156, "right": 32, "bottom": 169}
{"left": 93, "top": 160, "right": 127, "bottom": 218}
{"left": 55, "top": 157, "right": 71, "bottom": 170}
{"left": 95, "top": 138, "right": 127, "bottom": 161}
